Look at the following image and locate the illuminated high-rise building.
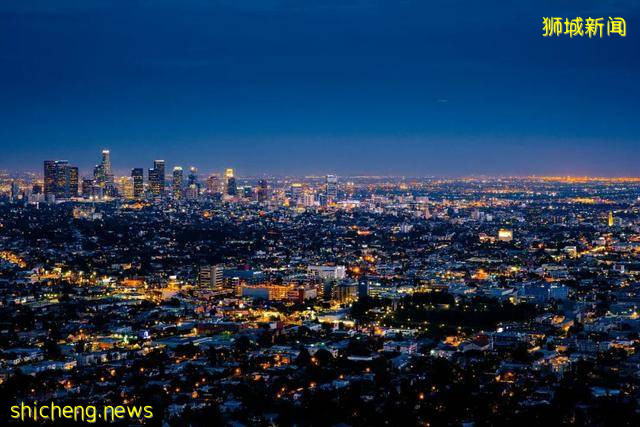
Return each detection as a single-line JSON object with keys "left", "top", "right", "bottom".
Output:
{"left": 149, "top": 160, "right": 165, "bottom": 198}
{"left": 93, "top": 164, "right": 104, "bottom": 188}
{"left": 608, "top": 211, "right": 614, "bottom": 227}
{"left": 290, "top": 182, "right": 303, "bottom": 203}
{"left": 172, "top": 166, "right": 183, "bottom": 199}
{"left": 101, "top": 150, "right": 111, "bottom": 177}
{"left": 91, "top": 165, "right": 104, "bottom": 198}
{"left": 206, "top": 174, "right": 222, "bottom": 194}
{"left": 54, "top": 161, "right": 70, "bottom": 198}
{"left": 44, "top": 160, "right": 77, "bottom": 199}
{"left": 225, "top": 168, "right": 237, "bottom": 196}
{"left": 44, "top": 160, "right": 57, "bottom": 197}
{"left": 198, "top": 264, "right": 224, "bottom": 290}
{"left": 68, "top": 166, "right": 79, "bottom": 197}
{"left": 301, "top": 192, "right": 315, "bottom": 207}
{"left": 116, "top": 176, "right": 134, "bottom": 199}
{"left": 131, "top": 168, "right": 144, "bottom": 199}
{"left": 257, "top": 179, "right": 268, "bottom": 202}
{"left": 227, "top": 177, "right": 237, "bottom": 196}
{"left": 243, "top": 186, "right": 253, "bottom": 199}
{"left": 94, "top": 149, "right": 115, "bottom": 196}
{"left": 81, "top": 178, "right": 93, "bottom": 198}
{"left": 188, "top": 166, "right": 198, "bottom": 187}
{"left": 185, "top": 166, "right": 199, "bottom": 199}
{"left": 326, "top": 174, "right": 338, "bottom": 202}
{"left": 186, "top": 184, "right": 198, "bottom": 200}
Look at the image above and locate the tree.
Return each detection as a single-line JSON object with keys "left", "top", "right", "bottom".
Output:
{"left": 232, "top": 335, "right": 252, "bottom": 355}
{"left": 295, "top": 347, "right": 311, "bottom": 367}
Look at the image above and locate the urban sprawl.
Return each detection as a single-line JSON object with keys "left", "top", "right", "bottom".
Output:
{"left": 2, "top": 150, "right": 640, "bottom": 425}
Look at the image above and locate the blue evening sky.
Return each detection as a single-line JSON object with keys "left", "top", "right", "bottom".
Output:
{"left": 0, "top": 0, "right": 638, "bottom": 176}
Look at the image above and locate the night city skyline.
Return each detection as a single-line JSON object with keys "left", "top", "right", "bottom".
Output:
{"left": 4, "top": 2, "right": 640, "bottom": 426}
{"left": 1, "top": 1, "right": 639, "bottom": 176}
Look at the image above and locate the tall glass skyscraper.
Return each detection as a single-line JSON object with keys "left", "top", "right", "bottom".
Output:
{"left": 44, "top": 160, "right": 78, "bottom": 199}
{"left": 149, "top": 160, "right": 165, "bottom": 198}
{"left": 257, "top": 179, "right": 268, "bottom": 202}
{"left": 225, "top": 168, "right": 237, "bottom": 196}
{"left": 131, "top": 168, "right": 144, "bottom": 199}
{"left": 101, "top": 150, "right": 111, "bottom": 175}
{"left": 172, "top": 166, "right": 183, "bottom": 199}
{"left": 68, "top": 166, "right": 79, "bottom": 197}
{"left": 101, "top": 150, "right": 114, "bottom": 195}
{"left": 44, "top": 160, "right": 56, "bottom": 197}
{"left": 92, "top": 149, "right": 115, "bottom": 196}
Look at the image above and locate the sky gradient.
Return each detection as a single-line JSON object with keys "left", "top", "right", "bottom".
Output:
{"left": 1, "top": 0, "right": 639, "bottom": 176}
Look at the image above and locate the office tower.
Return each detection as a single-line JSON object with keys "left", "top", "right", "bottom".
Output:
{"left": 149, "top": 160, "right": 165, "bottom": 198}
{"left": 44, "top": 160, "right": 78, "bottom": 200}
{"left": 326, "top": 174, "right": 338, "bottom": 202}
{"left": 301, "top": 192, "right": 315, "bottom": 207}
{"left": 186, "top": 184, "right": 198, "bottom": 200}
{"left": 243, "top": 186, "right": 253, "bottom": 199}
{"left": 206, "top": 174, "right": 222, "bottom": 194}
{"left": 119, "top": 176, "right": 135, "bottom": 199}
{"left": 44, "top": 160, "right": 56, "bottom": 197}
{"left": 308, "top": 265, "right": 347, "bottom": 280}
{"left": 188, "top": 166, "right": 198, "bottom": 187}
{"left": 68, "top": 166, "right": 79, "bottom": 197}
{"left": 81, "top": 178, "right": 93, "bottom": 198}
{"left": 608, "top": 211, "right": 614, "bottom": 227}
{"left": 148, "top": 168, "right": 156, "bottom": 195}
{"left": 225, "top": 168, "right": 237, "bottom": 196}
{"left": 257, "top": 179, "right": 268, "bottom": 202}
{"left": 155, "top": 160, "right": 165, "bottom": 195}
{"left": 54, "top": 160, "right": 70, "bottom": 199}
{"left": 101, "top": 149, "right": 111, "bottom": 175}
{"left": 172, "top": 166, "right": 183, "bottom": 199}
{"left": 94, "top": 149, "right": 115, "bottom": 196}
{"left": 290, "top": 183, "right": 303, "bottom": 203}
{"left": 331, "top": 282, "right": 358, "bottom": 303}
{"left": 227, "top": 177, "right": 237, "bottom": 196}
{"left": 198, "top": 264, "right": 224, "bottom": 290}
{"left": 185, "top": 166, "right": 199, "bottom": 200}
{"left": 101, "top": 149, "right": 112, "bottom": 182}
{"left": 93, "top": 164, "right": 104, "bottom": 188}
{"left": 131, "top": 168, "right": 144, "bottom": 199}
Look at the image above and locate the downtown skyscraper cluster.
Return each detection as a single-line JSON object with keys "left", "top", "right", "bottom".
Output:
{"left": 40, "top": 149, "right": 343, "bottom": 210}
